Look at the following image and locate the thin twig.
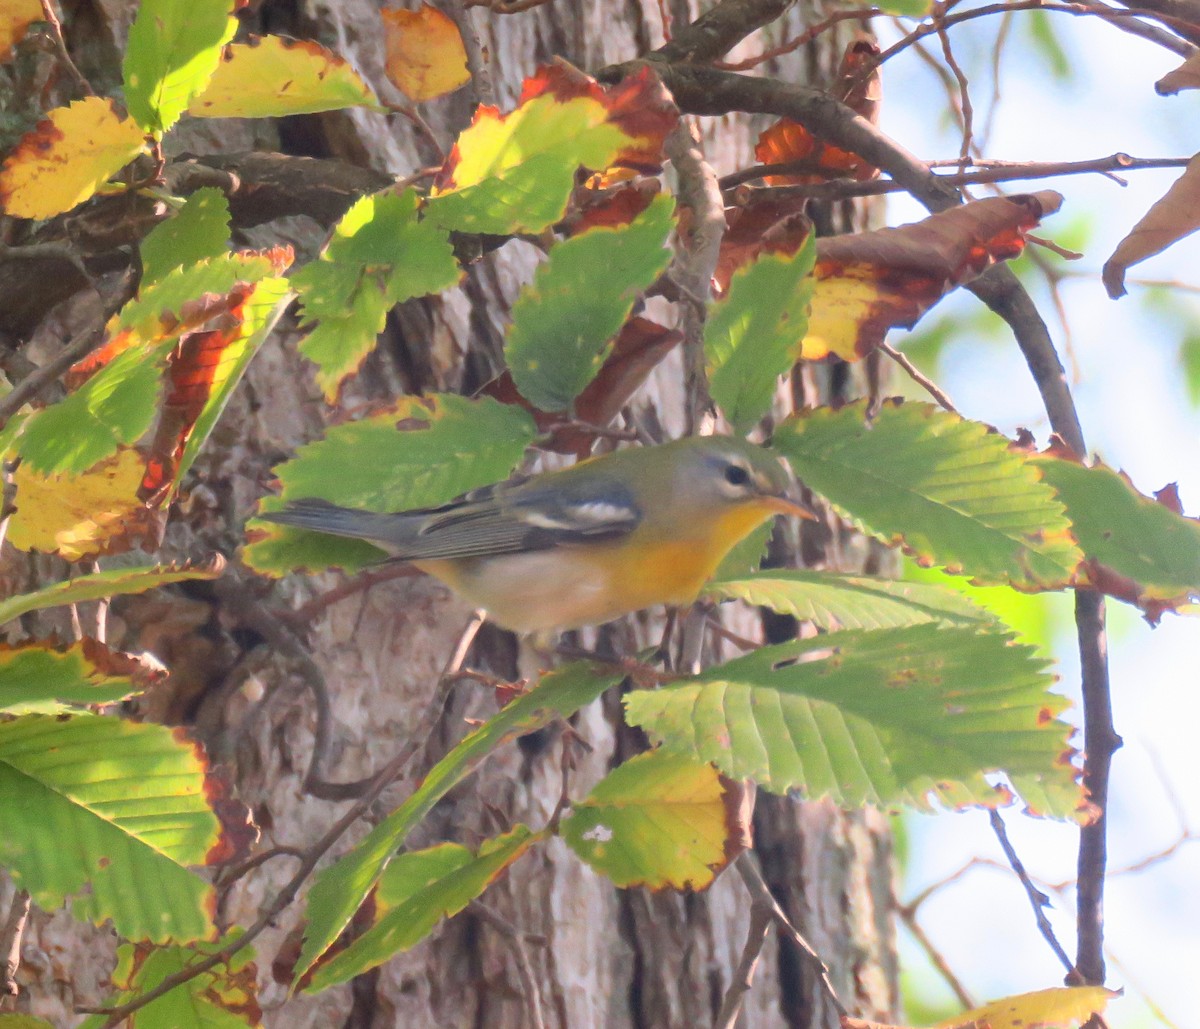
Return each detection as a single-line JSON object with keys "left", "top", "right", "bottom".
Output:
{"left": 713, "top": 9, "right": 884, "bottom": 70}
{"left": 442, "top": 0, "right": 495, "bottom": 106}
{"left": 664, "top": 119, "right": 724, "bottom": 434}
{"left": 713, "top": 902, "right": 774, "bottom": 1029}
{"left": 988, "top": 809, "right": 1076, "bottom": 976}
{"left": 719, "top": 153, "right": 1192, "bottom": 195}
{"left": 735, "top": 853, "right": 846, "bottom": 1023}
{"left": 382, "top": 103, "right": 446, "bottom": 162}
{"left": 285, "top": 564, "right": 424, "bottom": 627}
{"left": 877, "top": 341, "right": 957, "bottom": 412}
{"left": 37, "top": 0, "right": 94, "bottom": 97}
{"left": 0, "top": 890, "right": 31, "bottom": 998}
{"left": 893, "top": 894, "right": 976, "bottom": 1009}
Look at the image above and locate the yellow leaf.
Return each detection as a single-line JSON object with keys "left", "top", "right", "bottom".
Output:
{"left": 0, "top": 0, "right": 42, "bottom": 57}
{"left": 934, "top": 985, "right": 1119, "bottom": 1029}
{"left": 8, "top": 448, "right": 162, "bottom": 561}
{"left": 188, "top": 35, "right": 382, "bottom": 118}
{"left": 382, "top": 3, "right": 469, "bottom": 102}
{"left": 0, "top": 97, "right": 146, "bottom": 219}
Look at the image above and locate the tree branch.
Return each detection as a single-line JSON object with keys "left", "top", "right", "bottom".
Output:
{"left": 713, "top": 902, "right": 774, "bottom": 1029}
{"left": 0, "top": 889, "right": 31, "bottom": 998}
{"left": 656, "top": 0, "right": 798, "bottom": 64}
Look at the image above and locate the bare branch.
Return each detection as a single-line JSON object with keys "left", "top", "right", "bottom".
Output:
{"left": 657, "top": 0, "right": 798, "bottom": 64}
{"left": 0, "top": 889, "right": 31, "bottom": 998}
{"left": 713, "top": 902, "right": 774, "bottom": 1029}
{"left": 37, "top": 0, "right": 94, "bottom": 97}
{"left": 878, "top": 341, "right": 957, "bottom": 413}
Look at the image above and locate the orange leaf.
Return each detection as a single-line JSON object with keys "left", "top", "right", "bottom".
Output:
{"left": 382, "top": 3, "right": 469, "bottom": 102}
{"left": 0, "top": 97, "right": 146, "bottom": 219}
{"left": 754, "top": 37, "right": 881, "bottom": 185}
{"left": 1102, "top": 152, "right": 1200, "bottom": 298}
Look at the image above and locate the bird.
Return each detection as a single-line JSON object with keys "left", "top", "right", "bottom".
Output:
{"left": 259, "top": 434, "right": 812, "bottom": 633}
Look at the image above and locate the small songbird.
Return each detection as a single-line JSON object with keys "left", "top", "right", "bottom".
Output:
{"left": 260, "top": 434, "right": 811, "bottom": 633}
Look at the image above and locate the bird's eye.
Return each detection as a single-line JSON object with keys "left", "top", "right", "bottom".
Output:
{"left": 724, "top": 464, "right": 751, "bottom": 487}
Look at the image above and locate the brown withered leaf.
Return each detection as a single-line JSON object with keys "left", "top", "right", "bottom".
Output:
{"left": 563, "top": 177, "right": 662, "bottom": 234}
{"left": 1103, "top": 153, "right": 1200, "bottom": 298}
{"left": 1155, "top": 52, "right": 1200, "bottom": 95}
{"left": 478, "top": 316, "right": 680, "bottom": 454}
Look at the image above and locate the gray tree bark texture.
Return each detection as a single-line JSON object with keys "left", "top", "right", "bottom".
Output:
{"left": 1, "top": 1, "right": 898, "bottom": 1026}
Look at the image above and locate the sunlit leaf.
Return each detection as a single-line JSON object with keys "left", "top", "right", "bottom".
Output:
{"left": 293, "top": 189, "right": 459, "bottom": 400}
{"left": 933, "top": 985, "right": 1118, "bottom": 1029}
{"left": 773, "top": 400, "right": 1081, "bottom": 589}
{"left": 140, "top": 187, "right": 230, "bottom": 285}
{"left": 245, "top": 393, "right": 536, "bottom": 575}
{"left": 705, "top": 233, "right": 815, "bottom": 432}
{"left": 562, "top": 751, "right": 735, "bottom": 889}
{"left": 381, "top": 4, "right": 469, "bottom": 102}
{"left": 8, "top": 447, "right": 165, "bottom": 561}
{"left": 78, "top": 935, "right": 261, "bottom": 1029}
{"left": 308, "top": 827, "right": 538, "bottom": 990}
{"left": 706, "top": 569, "right": 997, "bottom": 630}
{"left": 625, "top": 625, "right": 1084, "bottom": 816}
{"left": 506, "top": 192, "right": 674, "bottom": 411}
{"left": 189, "top": 34, "right": 383, "bottom": 117}
{"left": 0, "top": 715, "right": 222, "bottom": 941}
{"left": 295, "top": 662, "right": 621, "bottom": 984}
{"left": 1103, "top": 153, "right": 1200, "bottom": 298}
{"left": 0, "top": 97, "right": 146, "bottom": 219}
{"left": 1032, "top": 447, "right": 1200, "bottom": 620}
{"left": 0, "top": 639, "right": 160, "bottom": 715}
{"left": 122, "top": 0, "right": 237, "bottom": 133}
{"left": 0, "top": 557, "right": 224, "bottom": 628}
{"left": 16, "top": 344, "right": 167, "bottom": 476}
{"left": 427, "top": 64, "right": 677, "bottom": 234}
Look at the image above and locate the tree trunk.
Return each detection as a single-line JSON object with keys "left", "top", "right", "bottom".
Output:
{"left": 3, "top": 1, "right": 897, "bottom": 1025}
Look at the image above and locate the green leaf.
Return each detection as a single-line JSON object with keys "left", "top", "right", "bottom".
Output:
{"left": 308, "top": 827, "right": 538, "bottom": 990}
{"left": 188, "top": 35, "right": 383, "bottom": 118}
{"left": 140, "top": 187, "right": 230, "bottom": 286}
{"left": 424, "top": 67, "right": 676, "bottom": 235}
{"left": 293, "top": 189, "right": 460, "bottom": 401}
{"left": 244, "top": 393, "right": 537, "bottom": 576}
{"left": 1180, "top": 330, "right": 1200, "bottom": 407}
{"left": 625, "top": 625, "right": 1083, "bottom": 816}
{"left": 1025, "top": 10, "right": 1072, "bottom": 81}
{"left": 295, "top": 662, "right": 621, "bottom": 984}
{"left": 16, "top": 345, "right": 165, "bottom": 475}
{"left": 506, "top": 193, "right": 674, "bottom": 411}
{"left": 705, "top": 569, "right": 998, "bottom": 630}
{"left": 0, "top": 714, "right": 219, "bottom": 941}
{"left": 117, "top": 251, "right": 283, "bottom": 336}
{"left": 0, "top": 1017, "right": 57, "bottom": 1029}
{"left": 78, "top": 935, "right": 260, "bottom": 1029}
{"left": 773, "top": 400, "right": 1082, "bottom": 589}
{"left": 706, "top": 234, "right": 816, "bottom": 433}
{"left": 0, "top": 641, "right": 144, "bottom": 714}
{"left": 1032, "top": 453, "right": 1200, "bottom": 619}
{"left": 873, "top": 0, "right": 930, "bottom": 13}
{"left": 710, "top": 519, "right": 774, "bottom": 581}
{"left": 0, "top": 558, "right": 224, "bottom": 627}
{"left": 122, "top": 0, "right": 237, "bottom": 133}
{"left": 561, "top": 750, "right": 733, "bottom": 889}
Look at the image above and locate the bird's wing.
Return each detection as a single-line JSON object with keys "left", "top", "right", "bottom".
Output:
{"left": 399, "top": 478, "right": 643, "bottom": 560}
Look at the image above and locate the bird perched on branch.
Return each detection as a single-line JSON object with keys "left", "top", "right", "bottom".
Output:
{"left": 261, "top": 434, "right": 812, "bottom": 633}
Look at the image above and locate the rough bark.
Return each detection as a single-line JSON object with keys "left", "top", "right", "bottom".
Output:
{"left": 2, "top": 1, "right": 898, "bottom": 1026}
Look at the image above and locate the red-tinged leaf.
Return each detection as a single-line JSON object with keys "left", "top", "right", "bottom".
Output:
{"left": 806, "top": 191, "right": 1062, "bottom": 360}
{"left": 1155, "top": 51, "right": 1200, "bottom": 95}
{"left": 1103, "top": 153, "right": 1200, "bottom": 298}
{"left": 478, "top": 315, "right": 681, "bottom": 454}
{"left": 0, "top": 97, "right": 147, "bottom": 219}
{"left": 516, "top": 62, "right": 680, "bottom": 172}
{"left": 562, "top": 178, "right": 663, "bottom": 234}
{"left": 1027, "top": 441, "right": 1200, "bottom": 621}
{"left": 753, "top": 38, "right": 881, "bottom": 185}
{"left": 713, "top": 195, "right": 812, "bottom": 292}
{"left": 428, "top": 65, "right": 677, "bottom": 234}
{"left": 381, "top": 4, "right": 469, "bottom": 102}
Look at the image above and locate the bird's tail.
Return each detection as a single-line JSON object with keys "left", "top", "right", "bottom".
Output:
{"left": 258, "top": 498, "right": 403, "bottom": 547}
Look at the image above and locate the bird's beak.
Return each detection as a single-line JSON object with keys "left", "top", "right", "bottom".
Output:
{"left": 763, "top": 489, "right": 818, "bottom": 521}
